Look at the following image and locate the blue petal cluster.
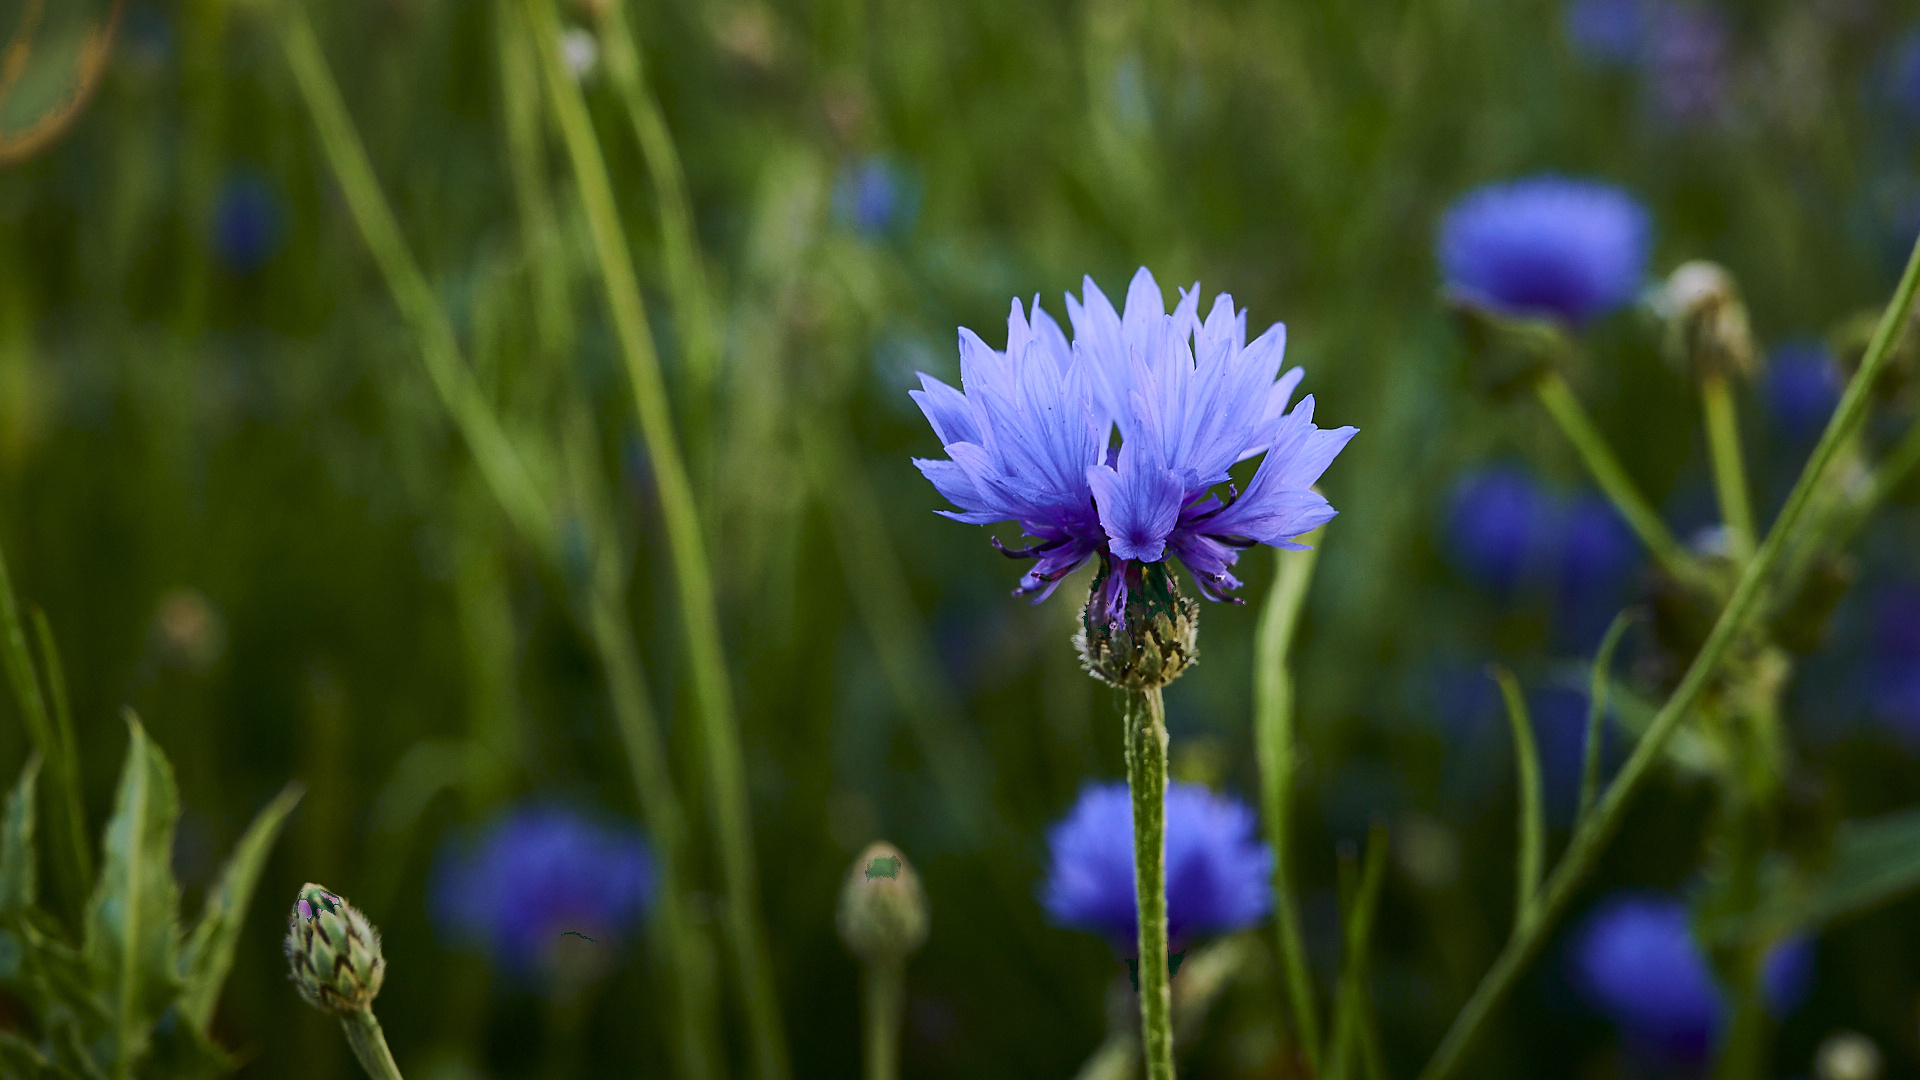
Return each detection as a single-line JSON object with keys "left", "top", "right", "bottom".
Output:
{"left": 1438, "top": 176, "right": 1651, "bottom": 326}
{"left": 431, "top": 804, "right": 656, "bottom": 981}
{"left": 1870, "top": 582, "right": 1920, "bottom": 746}
{"left": 212, "top": 171, "right": 283, "bottom": 274}
{"left": 1040, "top": 781, "right": 1273, "bottom": 952}
{"left": 1570, "top": 892, "right": 1813, "bottom": 1069}
{"left": 912, "top": 269, "right": 1356, "bottom": 613}
{"left": 1765, "top": 341, "right": 1841, "bottom": 441}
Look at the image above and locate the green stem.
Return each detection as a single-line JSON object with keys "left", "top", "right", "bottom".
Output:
{"left": 1252, "top": 539, "right": 1322, "bottom": 1070}
{"left": 1533, "top": 371, "right": 1705, "bottom": 591}
{"left": 1580, "top": 612, "right": 1634, "bottom": 822}
{"left": 1491, "top": 669, "right": 1542, "bottom": 929}
{"left": 1124, "top": 686, "right": 1174, "bottom": 1080}
{"left": 1417, "top": 226, "right": 1920, "bottom": 1080}
{"left": 862, "top": 959, "right": 904, "bottom": 1080}
{"left": 520, "top": 6, "right": 789, "bottom": 1079}
{"left": 1700, "top": 371, "right": 1756, "bottom": 564}
{"left": 341, "top": 1008, "right": 405, "bottom": 1080}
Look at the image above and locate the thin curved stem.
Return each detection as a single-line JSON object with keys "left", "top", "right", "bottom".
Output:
{"left": 1419, "top": 226, "right": 1920, "bottom": 1080}
{"left": 861, "top": 959, "right": 904, "bottom": 1080}
{"left": 1700, "top": 371, "right": 1756, "bottom": 564}
{"left": 341, "top": 1008, "right": 404, "bottom": 1080}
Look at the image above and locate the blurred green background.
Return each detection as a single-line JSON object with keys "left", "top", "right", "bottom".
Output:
{"left": 6, "top": 0, "right": 1920, "bottom": 1076}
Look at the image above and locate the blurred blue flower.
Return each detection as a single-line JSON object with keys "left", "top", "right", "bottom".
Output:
{"left": 1041, "top": 781, "right": 1272, "bottom": 953}
{"left": 1571, "top": 892, "right": 1814, "bottom": 1069}
{"left": 1765, "top": 341, "right": 1841, "bottom": 441}
{"left": 1565, "top": 0, "right": 1647, "bottom": 64}
{"left": 1890, "top": 30, "right": 1920, "bottom": 121}
{"left": 1869, "top": 583, "right": 1920, "bottom": 745}
{"left": 1645, "top": 4, "right": 1728, "bottom": 126}
{"left": 913, "top": 269, "right": 1354, "bottom": 614}
{"left": 1439, "top": 176, "right": 1652, "bottom": 326}
{"left": 432, "top": 804, "right": 656, "bottom": 983}
{"left": 1445, "top": 466, "right": 1559, "bottom": 595}
{"left": 1556, "top": 492, "right": 1641, "bottom": 646}
{"left": 834, "top": 157, "right": 912, "bottom": 237}
{"left": 212, "top": 171, "right": 283, "bottom": 273}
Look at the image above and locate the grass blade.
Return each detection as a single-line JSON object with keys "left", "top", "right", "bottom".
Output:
{"left": 1253, "top": 535, "right": 1323, "bottom": 1068}
{"left": 0, "top": 754, "right": 40, "bottom": 913}
{"left": 1580, "top": 612, "right": 1635, "bottom": 823}
{"left": 0, "top": 548, "right": 89, "bottom": 928}
{"left": 1492, "top": 666, "right": 1542, "bottom": 928}
{"left": 177, "top": 781, "right": 303, "bottom": 1032}
{"left": 1327, "top": 823, "right": 1389, "bottom": 1080}
{"left": 83, "top": 712, "right": 181, "bottom": 1079}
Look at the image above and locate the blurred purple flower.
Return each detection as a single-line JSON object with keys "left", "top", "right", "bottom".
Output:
{"left": 212, "top": 171, "right": 283, "bottom": 274}
{"left": 1890, "top": 30, "right": 1920, "bottom": 121}
{"left": 1445, "top": 466, "right": 1559, "bottom": 595}
{"left": 1571, "top": 892, "right": 1814, "bottom": 1069}
{"left": 1439, "top": 176, "right": 1652, "bottom": 326}
{"left": 432, "top": 804, "right": 655, "bottom": 983}
{"left": 1869, "top": 583, "right": 1920, "bottom": 745}
{"left": 1645, "top": 4, "right": 1730, "bottom": 126}
{"left": 835, "top": 157, "right": 913, "bottom": 237}
{"left": 1765, "top": 341, "right": 1841, "bottom": 441}
{"left": 912, "top": 269, "right": 1355, "bottom": 614}
{"left": 1556, "top": 493, "right": 1641, "bottom": 647}
{"left": 1041, "top": 781, "right": 1272, "bottom": 954}
{"left": 1566, "top": 0, "right": 1647, "bottom": 64}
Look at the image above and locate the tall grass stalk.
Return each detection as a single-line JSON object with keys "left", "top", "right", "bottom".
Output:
{"left": 1252, "top": 537, "right": 1322, "bottom": 1069}
{"left": 1418, "top": 227, "right": 1920, "bottom": 1080}
{"left": 275, "top": 7, "right": 722, "bottom": 1076}
{"left": 519, "top": 3, "right": 789, "bottom": 1077}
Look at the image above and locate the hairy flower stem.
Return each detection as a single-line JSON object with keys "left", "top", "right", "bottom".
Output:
{"left": 1253, "top": 540, "right": 1322, "bottom": 1070}
{"left": 1532, "top": 371, "right": 1709, "bottom": 592}
{"left": 341, "top": 1008, "right": 405, "bottom": 1080}
{"left": 1700, "top": 371, "right": 1756, "bottom": 564}
{"left": 862, "top": 959, "right": 905, "bottom": 1080}
{"left": 521, "top": 3, "right": 789, "bottom": 1078}
{"left": 1124, "top": 686, "right": 1175, "bottom": 1080}
{"left": 1418, "top": 226, "right": 1920, "bottom": 1080}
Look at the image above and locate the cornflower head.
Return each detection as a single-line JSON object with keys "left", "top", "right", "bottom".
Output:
{"left": 431, "top": 804, "right": 656, "bottom": 987}
{"left": 1765, "top": 340, "right": 1842, "bottom": 441}
{"left": 1040, "top": 781, "right": 1272, "bottom": 954}
{"left": 911, "top": 269, "right": 1355, "bottom": 687}
{"left": 1570, "top": 892, "right": 1813, "bottom": 1070}
{"left": 1439, "top": 176, "right": 1652, "bottom": 327}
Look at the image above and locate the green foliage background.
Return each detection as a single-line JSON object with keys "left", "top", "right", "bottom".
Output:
{"left": 4, "top": 0, "right": 1920, "bottom": 1077}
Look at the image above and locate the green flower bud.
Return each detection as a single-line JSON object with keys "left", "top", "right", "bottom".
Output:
{"left": 284, "top": 883, "right": 386, "bottom": 1014}
{"left": 1075, "top": 559, "right": 1198, "bottom": 691}
{"left": 1660, "top": 261, "right": 1754, "bottom": 381}
{"left": 836, "top": 842, "right": 928, "bottom": 964}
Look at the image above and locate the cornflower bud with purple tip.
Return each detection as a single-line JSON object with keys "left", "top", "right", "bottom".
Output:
{"left": 285, "top": 883, "right": 386, "bottom": 1015}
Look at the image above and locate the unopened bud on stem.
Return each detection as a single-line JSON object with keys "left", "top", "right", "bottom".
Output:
{"left": 1661, "top": 261, "right": 1754, "bottom": 381}
{"left": 284, "top": 883, "right": 387, "bottom": 1015}
{"left": 837, "top": 841, "right": 929, "bottom": 965}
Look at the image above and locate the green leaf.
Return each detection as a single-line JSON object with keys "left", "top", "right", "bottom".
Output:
{"left": 82, "top": 713, "right": 181, "bottom": 1078}
{"left": 177, "top": 782, "right": 303, "bottom": 1033}
{"left": 1, "top": 754, "right": 43, "bottom": 913}
{"left": 0, "top": 548, "right": 89, "bottom": 926}
{"left": 0, "top": 1029, "right": 53, "bottom": 1078}
{"left": 1790, "top": 806, "right": 1920, "bottom": 929}
{"left": 1493, "top": 667, "right": 1543, "bottom": 926}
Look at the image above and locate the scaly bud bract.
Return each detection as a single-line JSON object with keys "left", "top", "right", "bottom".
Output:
{"left": 1076, "top": 559, "right": 1199, "bottom": 691}
{"left": 285, "top": 882, "right": 387, "bottom": 1014}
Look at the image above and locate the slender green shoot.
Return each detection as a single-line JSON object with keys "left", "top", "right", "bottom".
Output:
{"left": 519, "top": 4, "right": 788, "bottom": 1077}
{"left": 0, "top": 549, "right": 88, "bottom": 926}
{"left": 1123, "top": 686, "right": 1174, "bottom": 1080}
{"left": 1418, "top": 222, "right": 1920, "bottom": 1080}
{"left": 1533, "top": 371, "right": 1705, "bottom": 591}
{"left": 1700, "top": 371, "right": 1756, "bottom": 563}
{"left": 1580, "top": 611, "right": 1635, "bottom": 822}
{"left": 1491, "top": 667, "right": 1542, "bottom": 929}
{"left": 1252, "top": 536, "right": 1323, "bottom": 1070}
{"left": 1327, "top": 823, "right": 1389, "bottom": 1080}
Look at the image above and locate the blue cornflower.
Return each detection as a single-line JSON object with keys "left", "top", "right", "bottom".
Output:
{"left": 1765, "top": 341, "right": 1841, "bottom": 441}
{"left": 1445, "top": 466, "right": 1559, "bottom": 595}
{"left": 431, "top": 804, "right": 656, "bottom": 983}
{"left": 834, "top": 157, "right": 911, "bottom": 237}
{"left": 1571, "top": 892, "right": 1814, "bottom": 1069}
{"left": 1041, "top": 781, "right": 1272, "bottom": 953}
{"left": 212, "top": 171, "right": 283, "bottom": 273}
{"left": 1869, "top": 583, "right": 1920, "bottom": 746}
{"left": 1565, "top": 0, "right": 1647, "bottom": 65}
{"left": 1644, "top": 4, "right": 1728, "bottom": 126}
{"left": 1439, "top": 176, "right": 1652, "bottom": 326}
{"left": 912, "top": 269, "right": 1355, "bottom": 615}
{"left": 1893, "top": 31, "right": 1920, "bottom": 122}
